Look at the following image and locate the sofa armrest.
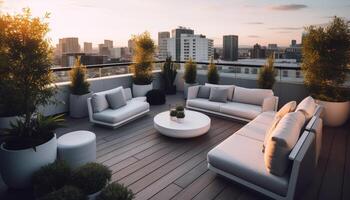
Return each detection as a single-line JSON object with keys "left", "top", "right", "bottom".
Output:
{"left": 187, "top": 85, "right": 200, "bottom": 99}
{"left": 262, "top": 96, "right": 278, "bottom": 112}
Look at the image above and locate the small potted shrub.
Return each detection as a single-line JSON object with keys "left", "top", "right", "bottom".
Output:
{"left": 72, "top": 163, "right": 112, "bottom": 200}
{"left": 69, "top": 57, "right": 92, "bottom": 118}
{"left": 183, "top": 58, "right": 198, "bottom": 98}
{"left": 207, "top": 58, "right": 219, "bottom": 84}
{"left": 258, "top": 55, "right": 276, "bottom": 89}
{"left": 176, "top": 111, "right": 185, "bottom": 123}
{"left": 130, "top": 32, "right": 155, "bottom": 97}
{"left": 32, "top": 161, "right": 71, "bottom": 198}
{"left": 302, "top": 16, "right": 350, "bottom": 126}
{"left": 176, "top": 105, "right": 184, "bottom": 112}
{"left": 97, "top": 182, "right": 134, "bottom": 200}
{"left": 39, "top": 185, "right": 86, "bottom": 200}
{"left": 170, "top": 109, "right": 177, "bottom": 121}
{"left": 161, "top": 57, "right": 178, "bottom": 94}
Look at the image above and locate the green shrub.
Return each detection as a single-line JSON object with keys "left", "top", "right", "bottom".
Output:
{"left": 302, "top": 16, "right": 350, "bottom": 101}
{"left": 32, "top": 161, "right": 71, "bottom": 198}
{"left": 176, "top": 105, "right": 184, "bottom": 112}
{"left": 72, "top": 163, "right": 112, "bottom": 195}
{"left": 258, "top": 55, "right": 276, "bottom": 89}
{"left": 69, "top": 57, "right": 90, "bottom": 95}
{"left": 161, "top": 57, "right": 178, "bottom": 94}
{"left": 170, "top": 109, "right": 177, "bottom": 117}
{"left": 183, "top": 58, "right": 197, "bottom": 84}
{"left": 176, "top": 111, "right": 185, "bottom": 118}
{"left": 39, "top": 185, "right": 85, "bottom": 200}
{"left": 207, "top": 58, "right": 219, "bottom": 84}
{"left": 97, "top": 183, "right": 134, "bottom": 200}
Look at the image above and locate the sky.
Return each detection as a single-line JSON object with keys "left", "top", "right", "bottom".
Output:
{"left": 1, "top": 0, "right": 349, "bottom": 48}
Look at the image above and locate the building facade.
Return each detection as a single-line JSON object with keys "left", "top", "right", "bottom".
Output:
{"left": 179, "top": 34, "right": 213, "bottom": 62}
{"left": 223, "top": 35, "right": 238, "bottom": 61}
{"left": 84, "top": 42, "right": 93, "bottom": 54}
{"left": 171, "top": 27, "right": 194, "bottom": 61}
{"left": 158, "top": 31, "right": 170, "bottom": 60}
{"left": 58, "top": 37, "right": 80, "bottom": 55}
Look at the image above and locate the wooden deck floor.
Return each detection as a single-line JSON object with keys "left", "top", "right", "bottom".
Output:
{"left": 1, "top": 93, "right": 349, "bottom": 200}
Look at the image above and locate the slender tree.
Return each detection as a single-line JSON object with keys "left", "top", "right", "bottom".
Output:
{"left": 183, "top": 58, "right": 197, "bottom": 84}
{"left": 207, "top": 57, "right": 219, "bottom": 84}
{"left": 258, "top": 55, "right": 276, "bottom": 89}
{"left": 69, "top": 57, "right": 90, "bottom": 95}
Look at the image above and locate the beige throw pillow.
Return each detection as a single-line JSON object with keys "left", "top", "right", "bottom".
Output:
{"left": 296, "top": 96, "right": 316, "bottom": 121}
{"left": 264, "top": 111, "right": 306, "bottom": 176}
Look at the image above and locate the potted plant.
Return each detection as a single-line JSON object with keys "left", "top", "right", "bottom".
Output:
{"left": 69, "top": 57, "right": 92, "bottom": 118}
{"left": 161, "top": 57, "right": 178, "bottom": 94}
{"left": 183, "top": 58, "right": 198, "bottom": 98}
{"left": 258, "top": 55, "right": 276, "bottom": 89}
{"left": 130, "top": 32, "right": 155, "bottom": 97}
{"left": 71, "top": 163, "right": 112, "bottom": 200}
{"left": 176, "top": 111, "right": 185, "bottom": 123}
{"left": 302, "top": 16, "right": 350, "bottom": 127}
{"left": 0, "top": 9, "right": 64, "bottom": 189}
{"left": 176, "top": 105, "right": 184, "bottom": 112}
{"left": 207, "top": 58, "right": 219, "bottom": 84}
{"left": 170, "top": 109, "right": 177, "bottom": 121}
{"left": 39, "top": 185, "right": 86, "bottom": 200}
{"left": 97, "top": 183, "right": 134, "bottom": 200}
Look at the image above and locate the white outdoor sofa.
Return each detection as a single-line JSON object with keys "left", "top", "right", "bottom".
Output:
{"left": 186, "top": 84, "right": 279, "bottom": 122}
{"left": 87, "top": 87, "right": 150, "bottom": 128}
{"left": 207, "top": 97, "right": 323, "bottom": 200}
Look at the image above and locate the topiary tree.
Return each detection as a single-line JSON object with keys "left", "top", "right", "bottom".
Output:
{"left": 97, "top": 183, "right": 134, "bottom": 200}
{"left": 302, "top": 16, "right": 350, "bottom": 101}
{"left": 38, "top": 185, "right": 86, "bottom": 200}
{"left": 207, "top": 57, "right": 219, "bottom": 84}
{"left": 130, "top": 32, "right": 155, "bottom": 85}
{"left": 161, "top": 56, "right": 178, "bottom": 94}
{"left": 258, "top": 55, "right": 276, "bottom": 89}
{"left": 183, "top": 58, "right": 197, "bottom": 84}
{"left": 69, "top": 57, "right": 90, "bottom": 95}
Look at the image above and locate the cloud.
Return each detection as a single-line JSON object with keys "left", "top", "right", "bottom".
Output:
{"left": 269, "top": 4, "right": 307, "bottom": 11}
{"left": 245, "top": 22, "right": 264, "bottom": 25}
{"left": 268, "top": 27, "right": 303, "bottom": 30}
{"left": 276, "top": 31, "right": 293, "bottom": 34}
{"left": 248, "top": 35, "right": 260, "bottom": 38}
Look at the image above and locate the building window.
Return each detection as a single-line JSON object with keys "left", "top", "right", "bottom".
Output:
{"left": 283, "top": 70, "right": 288, "bottom": 77}
{"left": 296, "top": 71, "right": 301, "bottom": 78}
{"left": 245, "top": 68, "right": 249, "bottom": 74}
{"left": 251, "top": 68, "right": 258, "bottom": 74}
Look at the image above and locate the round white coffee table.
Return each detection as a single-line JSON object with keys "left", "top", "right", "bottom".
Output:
{"left": 154, "top": 110, "right": 211, "bottom": 138}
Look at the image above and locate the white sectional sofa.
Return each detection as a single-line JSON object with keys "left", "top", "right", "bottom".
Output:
{"left": 186, "top": 84, "right": 279, "bottom": 122}
{"left": 207, "top": 96, "right": 323, "bottom": 200}
{"left": 87, "top": 87, "right": 150, "bottom": 128}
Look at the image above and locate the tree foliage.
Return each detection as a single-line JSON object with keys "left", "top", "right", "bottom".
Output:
{"left": 258, "top": 55, "right": 276, "bottom": 89}
{"left": 207, "top": 58, "right": 219, "bottom": 84}
{"left": 183, "top": 58, "right": 197, "bottom": 84}
{"left": 130, "top": 32, "right": 155, "bottom": 85}
{"left": 161, "top": 57, "right": 178, "bottom": 93}
{"left": 69, "top": 57, "right": 90, "bottom": 95}
{"left": 302, "top": 16, "right": 350, "bottom": 101}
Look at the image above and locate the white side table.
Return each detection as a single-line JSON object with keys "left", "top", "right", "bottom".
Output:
{"left": 57, "top": 131, "right": 96, "bottom": 169}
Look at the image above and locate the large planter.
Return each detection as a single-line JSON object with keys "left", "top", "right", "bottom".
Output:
{"left": 0, "top": 134, "right": 57, "bottom": 189}
{"left": 133, "top": 83, "right": 153, "bottom": 97}
{"left": 0, "top": 115, "right": 20, "bottom": 129}
{"left": 69, "top": 92, "right": 93, "bottom": 118}
{"left": 317, "top": 100, "right": 350, "bottom": 127}
{"left": 184, "top": 82, "right": 198, "bottom": 99}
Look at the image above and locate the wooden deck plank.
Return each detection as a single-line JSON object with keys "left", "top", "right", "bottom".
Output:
{"left": 215, "top": 185, "right": 242, "bottom": 200}
{"left": 192, "top": 177, "right": 227, "bottom": 200}
{"left": 342, "top": 124, "right": 350, "bottom": 200}
{"left": 149, "top": 184, "right": 182, "bottom": 200}
{"left": 174, "top": 160, "right": 208, "bottom": 188}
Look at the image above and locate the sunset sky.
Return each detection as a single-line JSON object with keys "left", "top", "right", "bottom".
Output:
{"left": 1, "top": 0, "right": 349, "bottom": 47}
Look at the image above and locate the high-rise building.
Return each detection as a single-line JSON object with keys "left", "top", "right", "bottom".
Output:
{"left": 291, "top": 40, "right": 297, "bottom": 47}
{"left": 267, "top": 44, "right": 278, "bottom": 50}
{"left": 98, "top": 44, "right": 110, "bottom": 56}
{"left": 58, "top": 37, "right": 80, "bottom": 55}
{"left": 104, "top": 40, "right": 113, "bottom": 49}
{"left": 128, "top": 39, "right": 135, "bottom": 56}
{"left": 84, "top": 42, "right": 93, "bottom": 54}
{"left": 250, "top": 43, "right": 266, "bottom": 59}
{"left": 158, "top": 31, "right": 170, "bottom": 60}
{"left": 222, "top": 35, "right": 238, "bottom": 61}
{"left": 171, "top": 27, "right": 194, "bottom": 61}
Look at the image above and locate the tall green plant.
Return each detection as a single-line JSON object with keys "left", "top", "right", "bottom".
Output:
{"left": 183, "top": 58, "right": 197, "bottom": 84}
{"left": 302, "top": 16, "right": 350, "bottom": 101}
{"left": 258, "top": 55, "right": 276, "bottom": 89}
{"left": 69, "top": 57, "right": 90, "bottom": 95}
{"left": 130, "top": 32, "right": 155, "bottom": 85}
{"left": 161, "top": 57, "right": 178, "bottom": 93}
{"left": 207, "top": 58, "right": 219, "bottom": 84}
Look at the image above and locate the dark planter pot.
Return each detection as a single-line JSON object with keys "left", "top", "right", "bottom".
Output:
{"left": 165, "top": 85, "right": 177, "bottom": 95}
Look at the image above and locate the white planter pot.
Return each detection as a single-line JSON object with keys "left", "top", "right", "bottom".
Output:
{"left": 170, "top": 116, "right": 177, "bottom": 121}
{"left": 0, "top": 134, "right": 57, "bottom": 189}
{"left": 177, "top": 118, "right": 185, "bottom": 123}
{"left": 70, "top": 92, "right": 93, "bottom": 118}
{"left": 184, "top": 82, "right": 198, "bottom": 99}
{"left": 317, "top": 100, "right": 350, "bottom": 127}
{"left": 0, "top": 116, "right": 20, "bottom": 129}
{"left": 133, "top": 83, "right": 153, "bottom": 97}
{"left": 87, "top": 190, "right": 101, "bottom": 200}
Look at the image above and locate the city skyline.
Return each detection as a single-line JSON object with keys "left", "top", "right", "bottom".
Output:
{"left": 1, "top": 0, "right": 349, "bottom": 47}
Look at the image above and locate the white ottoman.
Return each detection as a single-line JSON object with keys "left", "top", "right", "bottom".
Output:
{"left": 57, "top": 131, "right": 96, "bottom": 169}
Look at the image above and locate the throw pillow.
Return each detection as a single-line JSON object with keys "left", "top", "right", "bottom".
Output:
{"left": 106, "top": 89, "right": 127, "bottom": 109}
{"left": 296, "top": 96, "right": 316, "bottom": 121}
{"left": 276, "top": 101, "right": 297, "bottom": 118}
{"left": 205, "top": 83, "right": 234, "bottom": 101}
{"left": 91, "top": 94, "right": 109, "bottom": 113}
{"left": 262, "top": 116, "right": 281, "bottom": 153}
{"left": 209, "top": 88, "right": 228, "bottom": 103}
{"left": 197, "top": 86, "right": 211, "bottom": 99}
{"left": 264, "top": 111, "right": 306, "bottom": 176}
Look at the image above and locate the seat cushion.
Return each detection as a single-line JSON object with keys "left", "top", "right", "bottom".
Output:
{"left": 130, "top": 97, "right": 147, "bottom": 102}
{"left": 205, "top": 83, "right": 235, "bottom": 101}
{"left": 187, "top": 98, "right": 224, "bottom": 112}
{"left": 220, "top": 102, "right": 262, "bottom": 120}
{"left": 236, "top": 116, "right": 272, "bottom": 142}
{"left": 233, "top": 87, "right": 273, "bottom": 106}
{"left": 93, "top": 101, "right": 149, "bottom": 124}
{"left": 208, "top": 134, "right": 289, "bottom": 196}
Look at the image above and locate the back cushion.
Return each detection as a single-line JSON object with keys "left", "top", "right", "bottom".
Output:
{"left": 205, "top": 83, "right": 234, "bottom": 101}
{"left": 106, "top": 89, "right": 127, "bottom": 109}
{"left": 123, "top": 88, "right": 132, "bottom": 101}
{"left": 276, "top": 101, "right": 297, "bottom": 118}
{"left": 209, "top": 88, "right": 228, "bottom": 103}
{"left": 233, "top": 87, "right": 273, "bottom": 106}
{"left": 91, "top": 86, "right": 123, "bottom": 113}
{"left": 264, "top": 111, "right": 306, "bottom": 176}
{"left": 296, "top": 96, "right": 316, "bottom": 121}
{"left": 197, "top": 86, "right": 211, "bottom": 99}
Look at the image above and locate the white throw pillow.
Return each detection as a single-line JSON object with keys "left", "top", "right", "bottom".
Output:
{"left": 233, "top": 86, "right": 273, "bottom": 106}
{"left": 296, "top": 96, "right": 316, "bottom": 121}
{"left": 264, "top": 111, "right": 306, "bottom": 176}
{"left": 205, "top": 83, "right": 234, "bottom": 101}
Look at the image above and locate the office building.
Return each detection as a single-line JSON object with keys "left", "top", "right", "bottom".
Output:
{"left": 158, "top": 31, "right": 170, "bottom": 59}
{"left": 98, "top": 44, "right": 110, "bottom": 56}
{"left": 171, "top": 27, "right": 194, "bottom": 61}
{"left": 250, "top": 43, "right": 266, "bottom": 59}
{"left": 291, "top": 39, "right": 297, "bottom": 47}
{"left": 223, "top": 35, "right": 238, "bottom": 61}
{"left": 84, "top": 42, "right": 93, "bottom": 54}
{"left": 104, "top": 40, "right": 113, "bottom": 49}
{"left": 58, "top": 37, "right": 80, "bottom": 55}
